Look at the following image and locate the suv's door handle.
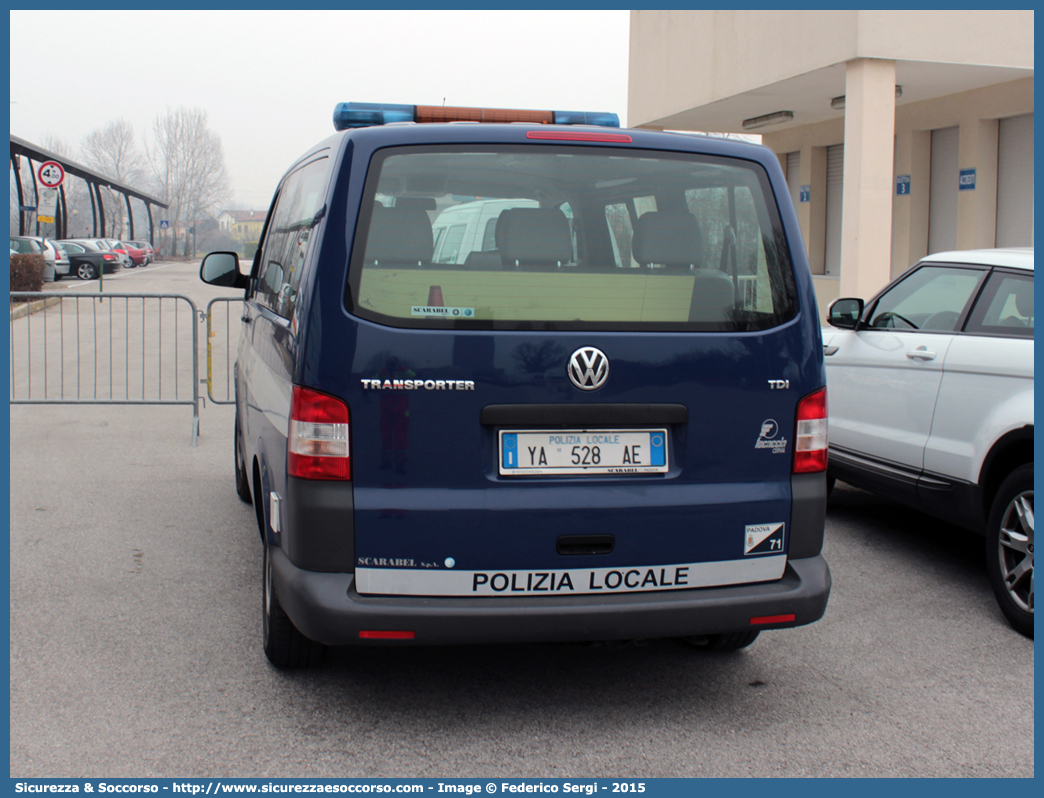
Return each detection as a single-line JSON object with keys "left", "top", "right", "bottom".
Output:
{"left": 241, "top": 315, "right": 252, "bottom": 323}
{"left": 906, "top": 347, "right": 936, "bottom": 361}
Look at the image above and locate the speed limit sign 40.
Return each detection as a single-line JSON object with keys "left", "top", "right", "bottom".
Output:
{"left": 38, "top": 161, "right": 65, "bottom": 188}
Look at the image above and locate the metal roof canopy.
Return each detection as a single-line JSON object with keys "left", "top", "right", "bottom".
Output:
{"left": 10, "top": 134, "right": 168, "bottom": 243}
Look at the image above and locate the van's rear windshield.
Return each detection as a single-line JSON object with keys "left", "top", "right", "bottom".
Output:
{"left": 345, "top": 144, "right": 797, "bottom": 332}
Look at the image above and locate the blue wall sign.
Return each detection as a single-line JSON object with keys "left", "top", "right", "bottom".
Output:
{"left": 896, "top": 175, "right": 911, "bottom": 195}
{"left": 799, "top": 185, "right": 810, "bottom": 203}
{"left": 959, "top": 168, "right": 976, "bottom": 191}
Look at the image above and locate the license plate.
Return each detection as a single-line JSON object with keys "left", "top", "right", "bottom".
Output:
{"left": 499, "top": 429, "right": 668, "bottom": 475}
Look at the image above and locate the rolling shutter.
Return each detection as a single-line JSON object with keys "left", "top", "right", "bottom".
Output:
{"left": 786, "top": 151, "right": 801, "bottom": 210}
{"left": 824, "top": 144, "right": 843, "bottom": 275}
{"left": 928, "top": 126, "right": 958, "bottom": 254}
{"left": 996, "top": 114, "right": 1033, "bottom": 247}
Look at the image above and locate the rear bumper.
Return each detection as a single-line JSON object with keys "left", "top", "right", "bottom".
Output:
{"left": 271, "top": 547, "right": 831, "bottom": 646}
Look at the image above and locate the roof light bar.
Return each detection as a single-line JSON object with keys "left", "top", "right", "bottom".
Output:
{"left": 333, "top": 102, "right": 620, "bottom": 131}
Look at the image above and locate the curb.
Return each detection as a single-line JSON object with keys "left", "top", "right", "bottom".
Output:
{"left": 11, "top": 296, "right": 63, "bottom": 320}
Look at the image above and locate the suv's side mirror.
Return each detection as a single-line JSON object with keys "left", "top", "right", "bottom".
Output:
{"left": 827, "top": 297, "right": 864, "bottom": 329}
{"left": 200, "top": 251, "right": 249, "bottom": 288}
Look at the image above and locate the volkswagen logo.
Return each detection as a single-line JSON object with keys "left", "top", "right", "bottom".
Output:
{"left": 567, "top": 347, "right": 609, "bottom": 391}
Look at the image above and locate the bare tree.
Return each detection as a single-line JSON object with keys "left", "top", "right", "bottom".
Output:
{"left": 42, "top": 134, "right": 74, "bottom": 158}
{"left": 81, "top": 119, "right": 145, "bottom": 238}
{"left": 144, "top": 107, "right": 231, "bottom": 257}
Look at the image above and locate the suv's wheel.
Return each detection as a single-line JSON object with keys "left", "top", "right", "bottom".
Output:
{"left": 679, "top": 630, "right": 760, "bottom": 651}
{"left": 262, "top": 543, "right": 324, "bottom": 668}
{"left": 234, "top": 415, "right": 252, "bottom": 504}
{"left": 987, "top": 464, "right": 1034, "bottom": 638}
{"left": 76, "top": 262, "right": 97, "bottom": 280}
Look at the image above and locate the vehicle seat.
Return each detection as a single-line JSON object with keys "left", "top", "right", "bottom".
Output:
{"left": 1014, "top": 278, "right": 1034, "bottom": 322}
{"left": 631, "top": 211, "right": 704, "bottom": 271}
{"left": 463, "top": 250, "right": 503, "bottom": 270}
{"left": 364, "top": 204, "right": 434, "bottom": 266}
{"left": 631, "top": 211, "right": 735, "bottom": 322}
{"left": 496, "top": 208, "right": 572, "bottom": 268}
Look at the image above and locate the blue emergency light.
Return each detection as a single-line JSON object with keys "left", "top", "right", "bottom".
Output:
{"left": 333, "top": 102, "right": 619, "bottom": 131}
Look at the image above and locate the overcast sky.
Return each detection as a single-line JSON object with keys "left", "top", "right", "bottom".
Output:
{"left": 10, "top": 10, "right": 631, "bottom": 210}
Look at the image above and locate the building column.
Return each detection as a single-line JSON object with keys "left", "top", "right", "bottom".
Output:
{"left": 957, "top": 117, "right": 999, "bottom": 250}
{"left": 839, "top": 58, "right": 896, "bottom": 299}
{"left": 891, "top": 128, "right": 931, "bottom": 278}
{"left": 807, "top": 145, "right": 827, "bottom": 275}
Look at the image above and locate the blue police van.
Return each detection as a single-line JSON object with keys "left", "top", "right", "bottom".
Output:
{"left": 201, "top": 102, "right": 831, "bottom": 667}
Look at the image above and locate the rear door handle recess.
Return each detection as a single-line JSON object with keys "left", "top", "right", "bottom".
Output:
{"left": 906, "top": 347, "right": 936, "bottom": 361}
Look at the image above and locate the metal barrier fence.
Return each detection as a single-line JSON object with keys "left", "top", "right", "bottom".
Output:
{"left": 205, "top": 297, "right": 244, "bottom": 404}
{"left": 10, "top": 292, "right": 201, "bottom": 445}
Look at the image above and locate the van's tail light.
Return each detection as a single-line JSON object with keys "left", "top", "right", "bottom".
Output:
{"left": 793, "top": 388, "right": 828, "bottom": 473}
{"left": 288, "top": 386, "right": 351, "bottom": 480}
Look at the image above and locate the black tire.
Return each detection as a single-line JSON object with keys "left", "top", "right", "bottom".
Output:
{"left": 826, "top": 474, "right": 836, "bottom": 496}
{"left": 986, "top": 464, "right": 1034, "bottom": 638}
{"left": 234, "top": 415, "right": 252, "bottom": 504}
{"left": 76, "top": 262, "right": 97, "bottom": 280}
{"left": 263, "top": 543, "right": 324, "bottom": 668}
{"left": 679, "top": 630, "right": 760, "bottom": 651}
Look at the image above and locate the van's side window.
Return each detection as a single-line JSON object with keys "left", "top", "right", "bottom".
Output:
{"left": 435, "top": 224, "right": 466, "bottom": 264}
{"left": 256, "top": 156, "right": 331, "bottom": 319}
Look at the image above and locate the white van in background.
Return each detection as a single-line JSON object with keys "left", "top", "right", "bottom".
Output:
{"left": 430, "top": 198, "right": 539, "bottom": 265}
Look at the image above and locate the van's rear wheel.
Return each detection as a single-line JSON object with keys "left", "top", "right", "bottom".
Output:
{"left": 679, "top": 630, "right": 760, "bottom": 651}
{"left": 262, "top": 544, "right": 324, "bottom": 668}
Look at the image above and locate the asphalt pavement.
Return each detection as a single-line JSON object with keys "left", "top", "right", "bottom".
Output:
{"left": 9, "top": 261, "right": 1034, "bottom": 777}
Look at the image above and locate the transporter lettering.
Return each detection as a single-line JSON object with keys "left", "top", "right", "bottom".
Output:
{"left": 360, "top": 379, "right": 475, "bottom": 391}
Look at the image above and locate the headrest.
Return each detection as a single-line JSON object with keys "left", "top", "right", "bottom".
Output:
{"left": 495, "top": 208, "right": 572, "bottom": 266}
{"left": 631, "top": 211, "right": 703, "bottom": 267}
{"left": 394, "top": 197, "right": 437, "bottom": 212}
{"left": 1014, "top": 277, "right": 1034, "bottom": 318}
{"left": 363, "top": 204, "right": 433, "bottom": 264}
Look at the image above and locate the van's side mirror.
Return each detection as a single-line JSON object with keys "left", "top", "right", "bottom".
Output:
{"left": 200, "top": 251, "right": 249, "bottom": 288}
{"left": 827, "top": 297, "right": 864, "bottom": 329}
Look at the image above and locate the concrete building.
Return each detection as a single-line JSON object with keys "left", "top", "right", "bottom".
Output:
{"left": 628, "top": 10, "right": 1034, "bottom": 313}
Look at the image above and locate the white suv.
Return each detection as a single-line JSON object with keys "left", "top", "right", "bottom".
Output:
{"left": 823, "top": 248, "right": 1033, "bottom": 637}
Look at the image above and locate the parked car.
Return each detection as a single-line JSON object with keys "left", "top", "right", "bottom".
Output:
{"left": 10, "top": 236, "right": 65, "bottom": 281}
{"left": 126, "top": 240, "right": 155, "bottom": 264}
{"left": 56, "top": 239, "right": 125, "bottom": 280}
{"left": 823, "top": 248, "right": 1034, "bottom": 637}
{"left": 200, "top": 100, "right": 831, "bottom": 668}
{"left": 118, "top": 240, "right": 147, "bottom": 267}
{"left": 49, "top": 241, "right": 73, "bottom": 280}
{"left": 102, "top": 239, "right": 135, "bottom": 268}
